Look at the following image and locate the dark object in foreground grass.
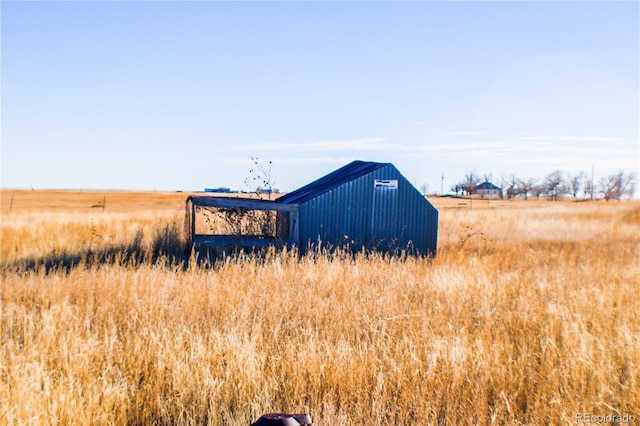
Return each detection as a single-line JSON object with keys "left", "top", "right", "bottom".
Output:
{"left": 251, "top": 413, "right": 314, "bottom": 426}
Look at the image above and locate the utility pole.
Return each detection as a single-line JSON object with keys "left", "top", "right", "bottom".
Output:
{"left": 441, "top": 173, "right": 444, "bottom": 196}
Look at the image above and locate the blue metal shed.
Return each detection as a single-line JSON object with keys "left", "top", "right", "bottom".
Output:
{"left": 277, "top": 160, "right": 438, "bottom": 254}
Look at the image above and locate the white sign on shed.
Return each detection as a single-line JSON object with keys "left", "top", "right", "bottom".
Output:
{"left": 374, "top": 179, "right": 398, "bottom": 189}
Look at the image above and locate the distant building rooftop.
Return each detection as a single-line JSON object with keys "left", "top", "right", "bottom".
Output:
{"left": 476, "top": 181, "right": 501, "bottom": 191}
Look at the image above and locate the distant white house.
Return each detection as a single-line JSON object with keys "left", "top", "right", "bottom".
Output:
{"left": 474, "top": 181, "right": 502, "bottom": 198}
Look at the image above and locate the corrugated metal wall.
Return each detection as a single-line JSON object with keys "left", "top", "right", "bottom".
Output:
{"left": 298, "top": 164, "right": 438, "bottom": 254}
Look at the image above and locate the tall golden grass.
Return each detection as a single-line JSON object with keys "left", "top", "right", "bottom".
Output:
{"left": 1, "top": 190, "right": 639, "bottom": 425}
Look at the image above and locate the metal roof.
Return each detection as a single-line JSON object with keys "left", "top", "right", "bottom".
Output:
{"left": 476, "top": 181, "right": 501, "bottom": 190}
{"left": 277, "top": 160, "right": 389, "bottom": 204}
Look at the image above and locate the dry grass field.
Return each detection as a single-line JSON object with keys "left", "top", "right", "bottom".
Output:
{"left": 1, "top": 190, "right": 639, "bottom": 425}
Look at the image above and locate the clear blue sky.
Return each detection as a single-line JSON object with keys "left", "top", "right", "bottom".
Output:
{"left": 2, "top": 1, "right": 638, "bottom": 193}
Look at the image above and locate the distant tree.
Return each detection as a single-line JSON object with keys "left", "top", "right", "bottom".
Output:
{"left": 420, "top": 183, "right": 429, "bottom": 196}
{"left": 482, "top": 172, "right": 493, "bottom": 183}
{"left": 544, "top": 171, "right": 565, "bottom": 201}
{"left": 567, "top": 172, "right": 585, "bottom": 200}
{"left": 498, "top": 175, "right": 511, "bottom": 199}
{"left": 583, "top": 176, "right": 594, "bottom": 200}
{"left": 451, "top": 184, "right": 462, "bottom": 196}
{"left": 532, "top": 184, "right": 546, "bottom": 200}
{"left": 505, "top": 174, "right": 520, "bottom": 200}
{"left": 599, "top": 171, "right": 636, "bottom": 201}
{"left": 461, "top": 170, "right": 480, "bottom": 196}
{"left": 599, "top": 175, "right": 619, "bottom": 201}
{"left": 518, "top": 178, "right": 537, "bottom": 201}
{"left": 624, "top": 173, "right": 637, "bottom": 199}
{"left": 498, "top": 177, "right": 507, "bottom": 199}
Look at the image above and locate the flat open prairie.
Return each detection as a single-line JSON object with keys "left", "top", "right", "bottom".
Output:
{"left": 1, "top": 190, "right": 639, "bottom": 425}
